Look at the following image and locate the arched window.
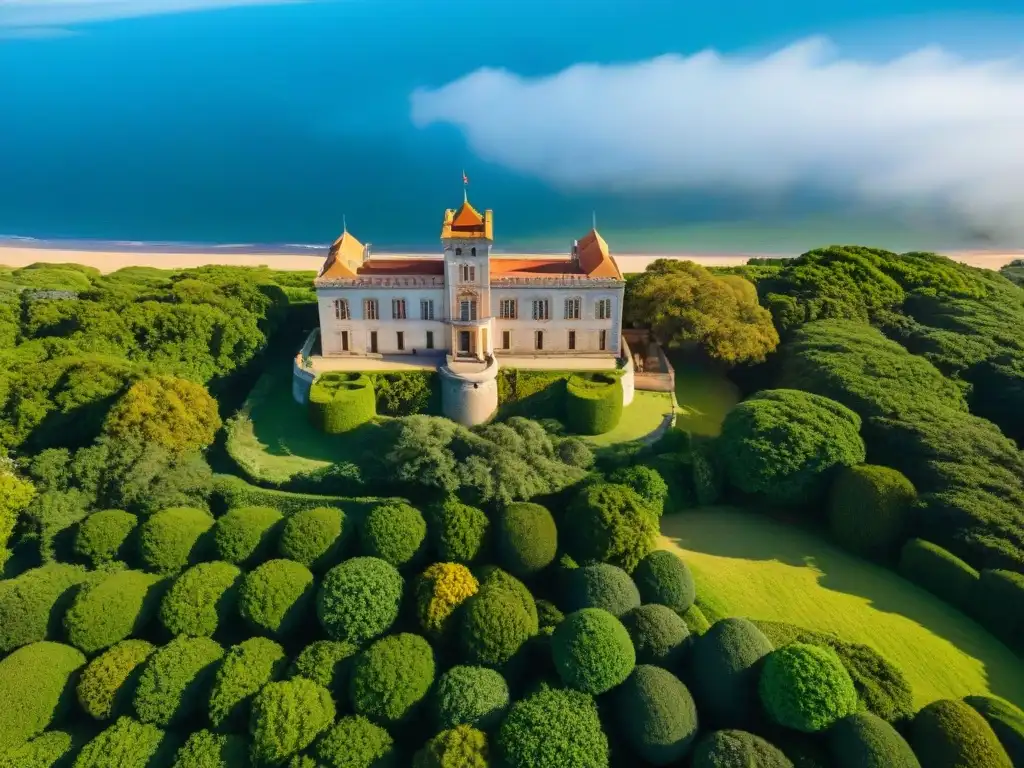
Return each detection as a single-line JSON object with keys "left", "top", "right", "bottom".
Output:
{"left": 457, "top": 290, "right": 479, "bottom": 322}
{"left": 455, "top": 247, "right": 462, "bottom": 256}
{"left": 471, "top": 247, "right": 477, "bottom": 257}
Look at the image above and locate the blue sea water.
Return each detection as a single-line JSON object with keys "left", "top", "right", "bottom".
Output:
{"left": 0, "top": 0, "right": 1021, "bottom": 253}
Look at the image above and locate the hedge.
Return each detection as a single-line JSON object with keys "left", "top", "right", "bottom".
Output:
{"left": 0, "top": 729, "right": 80, "bottom": 768}
{"left": 758, "top": 642, "right": 858, "bottom": 733}
{"left": 614, "top": 665, "right": 699, "bottom": 765}
{"left": 209, "top": 475, "right": 389, "bottom": 519}
{"left": 77, "top": 639, "right": 156, "bottom": 720}
{"left": 964, "top": 696, "right": 1024, "bottom": 768}
{"left": 159, "top": 561, "right": 242, "bottom": 637}
{"left": 316, "top": 557, "right": 403, "bottom": 645}
{"left": 632, "top": 550, "right": 696, "bottom": 614}
{"left": 476, "top": 568, "right": 539, "bottom": 632}
{"left": 278, "top": 506, "right": 348, "bottom": 570}
{"left": 0, "top": 641, "right": 85, "bottom": 753}
{"left": 537, "top": 599, "right": 564, "bottom": 636}
{"left": 74, "top": 509, "right": 138, "bottom": 566}
{"left": 213, "top": 506, "right": 283, "bottom": 566}
{"left": 428, "top": 498, "right": 490, "bottom": 565}
{"left": 133, "top": 636, "right": 224, "bottom": 727}
{"left": 682, "top": 605, "right": 711, "bottom": 635}
{"left": 64, "top": 570, "right": 165, "bottom": 655}
{"left": 250, "top": 678, "right": 336, "bottom": 766}
{"left": 0, "top": 563, "right": 91, "bottom": 652}
{"left": 414, "top": 725, "right": 488, "bottom": 768}
{"left": 496, "top": 684, "right": 609, "bottom": 768}
{"left": 433, "top": 665, "right": 510, "bottom": 731}
{"left": 557, "top": 437, "right": 595, "bottom": 469}
{"left": 350, "top": 632, "right": 436, "bottom": 724}
{"left": 565, "top": 372, "right": 623, "bottom": 435}
{"left": 494, "top": 502, "right": 557, "bottom": 578}
{"left": 208, "top": 637, "right": 287, "bottom": 731}
{"left": 138, "top": 507, "right": 215, "bottom": 575}
{"left": 359, "top": 502, "right": 427, "bottom": 568}
{"left": 909, "top": 699, "right": 1012, "bottom": 768}
{"left": 314, "top": 715, "right": 396, "bottom": 768}
{"left": 690, "top": 618, "right": 773, "bottom": 729}
{"left": 690, "top": 730, "right": 793, "bottom": 768}
{"left": 970, "top": 569, "right": 1024, "bottom": 649}
{"left": 827, "top": 465, "right": 916, "bottom": 559}
{"left": 561, "top": 563, "right": 641, "bottom": 617}
{"left": 460, "top": 583, "right": 536, "bottom": 668}
{"left": 415, "top": 562, "right": 479, "bottom": 639}
{"left": 610, "top": 465, "right": 669, "bottom": 516}
{"left": 173, "top": 730, "right": 248, "bottom": 768}
{"left": 621, "top": 604, "right": 690, "bottom": 668}
{"left": 288, "top": 640, "right": 356, "bottom": 696}
{"left": 238, "top": 559, "right": 315, "bottom": 639}
{"left": 308, "top": 372, "right": 376, "bottom": 434}
{"left": 551, "top": 608, "right": 635, "bottom": 695}
{"left": 899, "top": 538, "right": 979, "bottom": 609}
{"left": 72, "top": 716, "right": 175, "bottom": 768}
{"left": 496, "top": 369, "right": 572, "bottom": 420}
{"left": 564, "top": 482, "right": 657, "bottom": 573}
{"left": 691, "top": 437, "right": 724, "bottom": 506}
{"left": 368, "top": 370, "right": 438, "bottom": 416}
{"left": 826, "top": 712, "right": 921, "bottom": 768}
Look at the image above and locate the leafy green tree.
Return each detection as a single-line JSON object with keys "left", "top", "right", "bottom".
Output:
{"left": 102, "top": 376, "right": 221, "bottom": 454}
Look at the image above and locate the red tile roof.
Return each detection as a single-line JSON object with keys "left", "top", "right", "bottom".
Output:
{"left": 490, "top": 258, "right": 584, "bottom": 277}
{"left": 356, "top": 258, "right": 444, "bottom": 276}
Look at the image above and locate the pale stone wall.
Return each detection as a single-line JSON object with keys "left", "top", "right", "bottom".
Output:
{"left": 440, "top": 358, "right": 499, "bottom": 426}
{"left": 317, "top": 286, "right": 447, "bottom": 356}
{"left": 490, "top": 286, "right": 620, "bottom": 355}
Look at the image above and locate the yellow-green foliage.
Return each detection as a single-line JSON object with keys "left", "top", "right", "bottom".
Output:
{"left": 102, "top": 375, "right": 221, "bottom": 454}
{"left": 0, "top": 563, "right": 92, "bottom": 652}
{"left": 63, "top": 569, "right": 165, "bottom": 655}
{"left": 208, "top": 637, "right": 287, "bottom": 731}
{"left": 72, "top": 716, "right": 173, "bottom": 768}
{"left": 133, "top": 636, "right": 224, "bottom": 727}
{"left": 0, "top": 469, "right": 36, "bottom": 551}
{"left": 74, "top": 509, "right": 138, "bottom": 566}
{"left": 238, "top": 559, "right": 315, "bottom": 639}
{"left": 415, "top": 724, "right": 489, "bottom": 768}
{"left": 158, "top": 561, "right": 241, "bottom": 637}
{"left": 0, "top": 729, "right": 80, "bottom": 768}
{"left": 0, "top": 641, "right": 86, "bottom": 753}
{"left": 76, "top": 639, "right": 156, "bottom": 720}
{"left": 308, "top": 372, "right": 376, "bottom": 434}
{"left": 138, "top": 507, "right": 215, "bottom": 575}
{"left": 416, "top": 563, "right": 479, "bottom": 638}
{"left": 213, "top": 506, "right": 283, "bottom": 566}
{"left": 250, "top": 678, "right": 336, "bottom": 766}
{"left": 565, "top": 373, "right": 623, "bottom": 435}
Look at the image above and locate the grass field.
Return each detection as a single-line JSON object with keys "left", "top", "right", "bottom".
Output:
{"left": 670, "top": 357, "right": 740, "bottom": 436}
{"left": 661, "top": 508, "right": 1024, "bottom": 709}
{"left": 581, "top": 390, "right": 673, "bottom": 448}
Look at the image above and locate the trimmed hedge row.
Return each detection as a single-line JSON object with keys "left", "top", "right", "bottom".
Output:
{"left": 64, "top": 569, "right": 165, "bottom": 655}
{"left": 308, "top": 372, "right": 376, "bottom": 433}
{"left": 970, "top": 569, "right": 1024, "bottom": 650}
{"left": 367, "top": 370, "right": 439, "bottom": 416}
{"left": 0, "top": 563, "right": 92, "bottom": 652}
{"left": 828, "top": 465, "right": 916, "bottom": 560}
{"left": 210, "top": 474, "right": 389, "bottom": 519}
{"left": 899, "top": 538, "right": 979, "bottom": 609}
{"left": 565, "top": 372, "right": 623, "bottom": 435}
{"left": 0, "top": 641, "right": 85, "bottom": 753}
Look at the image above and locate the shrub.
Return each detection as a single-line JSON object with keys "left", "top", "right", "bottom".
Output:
{"left": 565, "top": 372, "right": 623, "bottom": 435}
{"left": 909, "top": 699, "right": 1012, "bottom": 768}
{"left": 690, "top": 618, "right": 773, "bottom": 729}
{"left": 964, "top": 696, "right": 1024, "bottom": 768}
{"left": 690, "top": 729, "right": 793, "bottom": 768}
{"left": 238, "top": 559, "right": 315, "bottom": 639}
{"left": 561, "top": 563, "right": 641, "bottom": 617}
{"left": 537, "top": 599, "right": 564, "bottom": 636}
{"left": 138, "top": 507, "right": 215, "bottom": 575}
{"left": 416, "top": 563, "right": 479, "bottom": 639}
{"left": 359, "top": 502, "right": 427, "bottom": 568}
{"left": 564, "top": 483, "right": 657, "bottom": 573}
{"left": 0, "top": 729, "right": 80, "bottom": 768}
{"left": 0, "top": 641, "right": 85, "bottom": 752}
{"left": 556, "top": 437, "right": 595, "bottom": 469}
{"left": 610, "top": 466, "right": 669, "bottom": 516}
{"left": 428, "top": 498, "right": 489, "bottom": 565}
{"left": 827, "top": 712, "right": 921, "bottom": 768}
{"left": 369, "top": 370, "right": 437, "bottom": 416}
{"left": 0, "top": 563, "right": 91, "bottom": 652}
{"left": 475, "top": 567, "right": 539, "bottom": 631}
{"left": 692, "top": 438, "right": 724, "bottom": 506}
{"left": 970, "top": 570, "right": 1024, "bottom": 648}
{"left": 288, "top": 640, "right": 357, "bottom": 696}
{"left": 173, "top": 730, "right": 249, "bottom": 768}
{"left": 314, "top": 715, "right": 396, "bottom": 768}
{"left": 133, "top": 636, "right": 224, "bottom": 727}
{"left": 621, "top": 604, "right": 690, "bottom": 667}
{"left": 682, "top": 604, "right": 711, "bottom": 635}
{"left": 614, "top": 665, "right": 698, "bottom": 765}
{"left": 278, "top": 506, "right": 348, "bottom": 570}
{"left": 496, "top": 684, "right": 609, "bottom": 768}
{"left": 350, "top": 633, "right": 436, "bottom": 724}
{"left": 827, "top": 465, "right": 916, "bottom": 559}
{"left": 213, "top": 506, "right": 283, "bottom": 566}
{"left": 759, "top": 642, "right": 858, "bottom": 733}
{"left": 64, "top": 570, "right": 164, "bottom": 655}
{"left": 208, "top": 637, "right": 287, "bottom": 732}
{"left": 551, "top": 608, "right": 635, "bottom": 694}
{"left": 317, "top": 557, "right": 403, "bottom": 645}
{"left": 632, "top": 550, "right": 696, "bottom": 614}
{"left": 308, "top": 372, "right": 376, "bottom": 433}
{"left": 77, "top": 639, "right": 155, "bottom": 720}
{"left": 72, "top": 716, "right": 174, "bottom": 768}
{"left": 433, "top": 665, "right": 510, "bottom": 731}
{"left": 899, "top": 538, "right": 979, "bottom": 609}
{"left": 414, "top": 725, "right": 488, "bottom": 768}
{"left": 159, "top": 561, "right": 242, "bottom": 637}
{"left": 211, "top": 474, "right": 381, "bottom": 518}
{"left": 494, "top": 502, "right": 557, "bottom": 578}
{"left": 250, "top": 678, "right": 336, "bottom": 766}
{"left": 103, "top": 375, "right": 221, "bottom": 453}
{"left": 460, "top": 585, "right": 536, "bottom": 668}
{"left": 74, "top": 509, "right": 138, "bottom": 566}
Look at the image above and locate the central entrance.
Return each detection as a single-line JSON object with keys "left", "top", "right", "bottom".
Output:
{"left": 458, "top": 330, "right": 472, "bottom": 357}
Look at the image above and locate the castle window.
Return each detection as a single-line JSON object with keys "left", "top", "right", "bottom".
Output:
{"left": 596, "top": 298, "right": 612, "bottom": 320}
{"left": 455, "top": 248, "right": 463, "bottom": 256}
{"left": 420, "top": 299, "right": 435, "bottom": 320}
{"left": 396, "top": 331, "right": 405, "bottom": 350}
{"left": 564, "top": 297, "right": 581, "bottom": 320}
{"left": 499, "top": 299, "right": 517, "bottom": 319}
{"left": 459, "top": 298, "right": 478, "bottom": 322}
{"left": 471, "top": 247, "right": 477, "bottom": 257}
{"left": 568, "top": 330, "right": 576, "bottom": 350}
{"left": 426, "top": 330, "right": 435, "bottom": 349}
{"left": 502, "top": 330, "right": 511, "bottom": 350}
{"left": 535, "top": 330, "right": 544, "bottom": 350}
{"left": 599, "top": 330, "right": 608, "bottom": 350}
{"left": 460, "top": 264, "right": 476, "bottom": 283}
{"left": 391, "top": 298, "right": 407, "bottom": 320}
{"left": 333, "top": 299, "right": 349, "bottom": 320}
{"left": 531, "top": 299, "right": 550, "bottom": 321}
{"left": 364, "top": 299, "right": 379, "bottom": 320}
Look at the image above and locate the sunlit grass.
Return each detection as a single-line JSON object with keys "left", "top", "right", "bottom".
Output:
{"left": 581, "top": 391, "right": 673, "bottom": 447}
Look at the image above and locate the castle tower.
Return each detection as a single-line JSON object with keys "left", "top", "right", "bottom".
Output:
{"left": 441, "top": 196, "right": 494, "bottom": 360}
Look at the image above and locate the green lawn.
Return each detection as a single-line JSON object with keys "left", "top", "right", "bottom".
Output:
{"left": 581, "top": 390, "right": 673, "bottom": 448}
{"left": 670, "top": 357, "right": 740, "bottom": 436}
{"left": 661, "top": 508, "right": 1024, "bottom": 709}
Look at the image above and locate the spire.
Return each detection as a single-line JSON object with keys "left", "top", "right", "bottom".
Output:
{"left": 342, "top": 214, "right": 347, "bottom": 234}
{"left": 462, "top": 169, "right": 469, "bottom": 203}
{"left": 592, "top": 210, "right": 597, "bottom": 230}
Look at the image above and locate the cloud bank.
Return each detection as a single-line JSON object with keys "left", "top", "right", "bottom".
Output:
{"left": 411, "top": 38, "right": 1024, "bottom": 238}
{"left": 0, "top": 0, "right": 302, "bottom": 29}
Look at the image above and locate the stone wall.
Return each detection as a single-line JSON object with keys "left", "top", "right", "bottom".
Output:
{"left": 440, "top": 358, "right": 500, "bottom": 426}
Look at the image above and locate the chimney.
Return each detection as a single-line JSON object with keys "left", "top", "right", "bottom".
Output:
{"left": 363, "top": 243, "right": 372, "bottom": 262}
{"left": 571, "top": 240, "right": 580, "bottom": 266}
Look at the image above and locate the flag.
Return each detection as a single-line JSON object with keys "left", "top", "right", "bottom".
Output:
{"left": 462, "top": 170, "right": 469, "bottom": 185}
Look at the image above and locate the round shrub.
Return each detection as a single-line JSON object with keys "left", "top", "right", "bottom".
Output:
{"left": 970, "top": 570, "right": 1024, "bottom": 648}
{"left": 0, "top": 729, "right": 79, "bottom": 768}
{"left": 682, "top": 604, "right": 711, "bottom": 635}
{"left": 496, "top": 684, "right": 609, "bottom": 768}
{"left": 238, "top": 558, "right": 315, "bottom": 639}
{"left": 964, "top": 696, "right": 1024, "bottom": 768}
{"left": 138, "top": 507, "right": 215, "bottom": 575}
{"left": 614, "top": 665, "right": 698, "bottom": 765}
{"left": 551, "top": 608, "right": 635, "bottom": 694}
{"left": 213, "top": 506, "right": 283, "bottom": 566}
{"left": 632, "top": 550, "right": 696, "bottom": 614}
{"left": 278, "top": 506, "right": 348, "bottom": 570}
{"left": 416, "top": 562, "right": 479, "bottom": 638}
{"left": 173, "top": 730, "right": 249, "bottom": 768}
{"left": 250, "top": 678, "right": 336, "bottom": 766}
{"left": 494, "top": 502, "right": 557, "bottom": 578}
{"left": 103, "top": 375, "right": 221, "bottom": 453}
{"left": 314, "top": 715, "right": 396, "bottom": 768}
{"left": 910, "top": 699, "right": 1013, "bottom": 768}
{"left": 561, "top": 563, "right": 641, "bottom": 617}
{"left": 690, "top": 617, "right": 773, "bottom": 729}
{"left": 63, "top": 570, "right": 164, "bottom": 655}
{"left": 159, "top": 561, "right": 241, "bottom": 637}
{"left": 74, "top": 509, "right": 138, "bottom": 566}
{"left": 429, "top": 498, "right": 489, "bottom": 565}
{"left": 359, "top": 502, "right": 427, "bottom": 568}
{"left": 459, "top": 586, "right": 536, "bottom": 668}
{"left": 564, "top": 482, "right": 657, "bottom": 573}
{"left": 433, "top": 665, "right": 510, "bottom": 731}
{"left": 0, "top": 641, "right": 85, "bottom": 753}
{"left": 208, "top": 636, "right": 287, "bottom": 731}
{"left": 72, "top": 716, "right": 174, "bottom": 768}
{"left": 898, "top": 538, "right": 979, "bottom": 609}
{"left": 0, "top": 563, "right": 91, "bottom": 652}
{"left": 350, "top": 633, "right": 436, "bottom": 724}
{"left": 288, "top": 640, "right": 357, "bottom": 695}
{"left": 77, "top": 639, "right": 156, "bottom": 720}
{"left": 475, "top": 568, "right": 538, "bottom": 631}
{"left": 566, "top": 372, "right": 623, "bottom": 435}
{"left": 414, "top": 725, "right": 488, "bottom": 768}
{"left": 133, "top": 636, "right": 223, "bottom": 727}
{"left": 691, "top": 729, "right": 794, "bottom": 768}
{"left": 556, "top": 437, "right": 595, "bottom": 469}
{"left": 622, "top": 604, "right": 690, "bottom": 667}
{"left": 610, "top": 465, "right": 669, "bottom": 516}
{"left": 827, "top": 465, "right": 916, "bottom": 559}
{"left": 759, "top": 642, "right": 858, "bottom": 733}
{"left": 827, "top": 711, "right": 921, "bottom": 768}
{"left": 308, "top": 372, "right": 376, "bottom": 434}
{"left": 317, "top": 557, "right": 403, "bottom": 645}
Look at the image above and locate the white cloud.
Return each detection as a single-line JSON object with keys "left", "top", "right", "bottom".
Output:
{"left": 410, "top": 38, "right": 1024, "bottom": 238}
{"left": 0, "top": 0, "right": 304, "bottom": 28}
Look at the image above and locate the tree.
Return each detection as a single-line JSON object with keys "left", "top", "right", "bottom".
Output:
{"left": 0, "top": 457, "right": 36, "bottom": 555}
{"left": 102, "top": 376, "right": 221, "bottom": 454}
